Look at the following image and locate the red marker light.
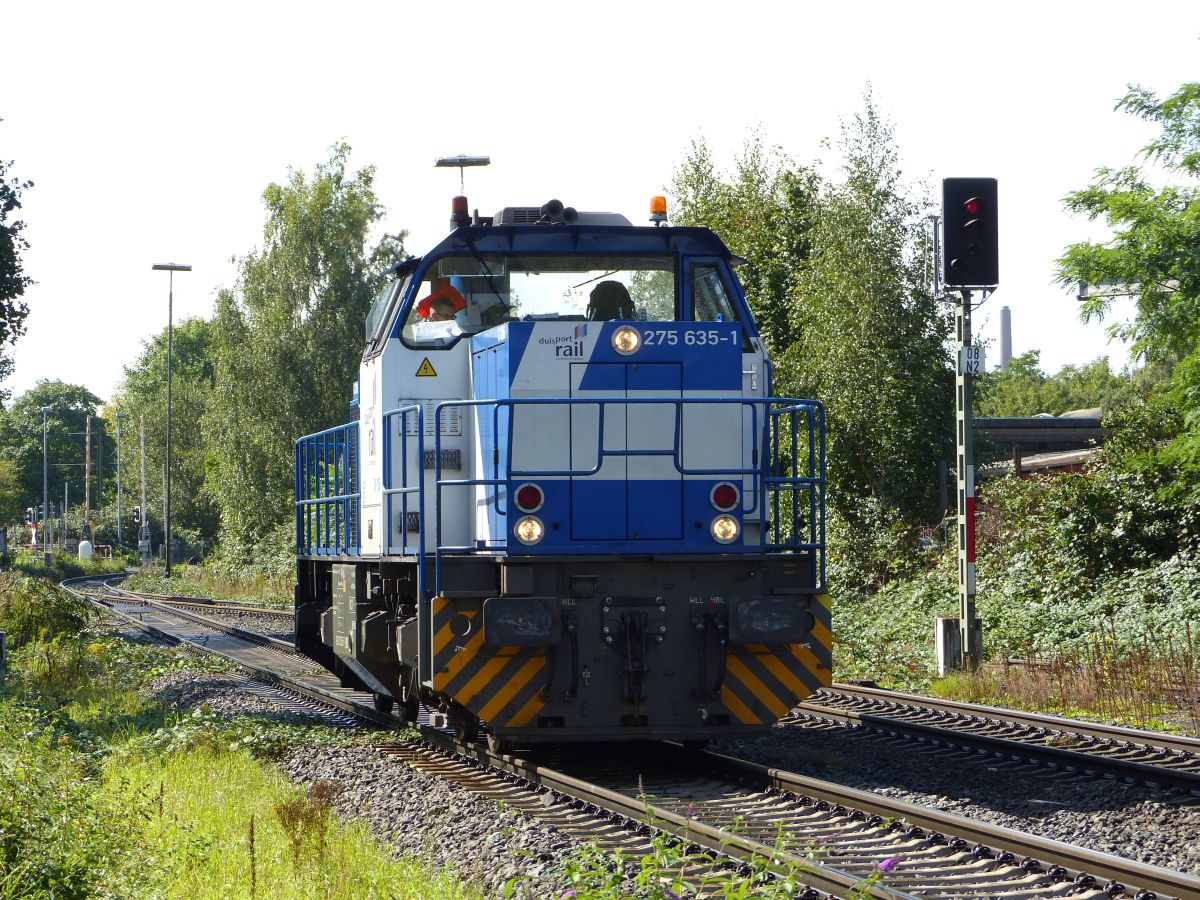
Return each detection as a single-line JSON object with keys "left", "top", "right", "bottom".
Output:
{"left": 711, "top": 482, "right": 739, "bottom": 511}
{"left": 964, "top": 197, "right": 980, "bottom": 215}
{"left": 515, "top": 483, "right": 544, "bottom": 513}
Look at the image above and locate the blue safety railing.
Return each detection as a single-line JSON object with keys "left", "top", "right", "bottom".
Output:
{"left": 295, "top": 422, "right": 360, "bottom": 555}
{"left": 429, "top": 397, "right": 826, "bottom": 591}
{"left": 380, "top": 404, "right": 427, "bottom": 559}
{"left": 296, "top": 398, "right": 826, "bottom": 592}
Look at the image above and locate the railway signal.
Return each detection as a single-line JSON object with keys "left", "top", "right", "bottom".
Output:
{"left": 942, "top": 177, "right": 998, "bottom": 288}
{"left": 941, "top": 177, "right": 999, "bottom": 671}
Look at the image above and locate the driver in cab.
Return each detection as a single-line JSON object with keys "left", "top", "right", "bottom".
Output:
{"left": 411, "top": 279, "right": 467, "bottom": 342}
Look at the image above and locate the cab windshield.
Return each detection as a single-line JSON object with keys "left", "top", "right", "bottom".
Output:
{"left": 401, "top": 254, "right": 676, "bottom": 348}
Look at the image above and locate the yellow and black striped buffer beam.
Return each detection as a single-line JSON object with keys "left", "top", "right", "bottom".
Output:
{"left": 430, "top": 596, "right": 546, "bottom": 728}
{"left": 719, "top": 593, "right": 832, "bottom": 726}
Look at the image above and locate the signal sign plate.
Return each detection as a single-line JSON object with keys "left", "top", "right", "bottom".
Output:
{"left": 958, "top": 344, "right": 986, "bottom": 375}
{"left": 415, "top": 358, "right": 438, "bottom": 377}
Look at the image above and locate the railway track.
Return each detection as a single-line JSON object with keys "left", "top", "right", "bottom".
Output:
{"left": 63, "top": 573, "right": 1200, "bottom": 899}
{"left": 794, "top": 685, "right": 1200, "bottom": 795}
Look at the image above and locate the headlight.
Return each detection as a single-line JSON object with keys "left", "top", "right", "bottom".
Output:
{"left": 711, "top": 515, "right": 739, "bottom": 544}
{"left": 611, "top": 326, "right": 641, "bottom": 356}
{"left": 514, "top": 516, "right": 544, "bottom": 545}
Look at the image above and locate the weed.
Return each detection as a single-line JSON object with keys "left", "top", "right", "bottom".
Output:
{"left": 273, "top": 778, "right": 341, "bottom": 868}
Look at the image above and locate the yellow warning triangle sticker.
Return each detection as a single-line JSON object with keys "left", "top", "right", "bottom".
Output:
{"left": 415, "top": 358, "right": 438, "bottom": 377}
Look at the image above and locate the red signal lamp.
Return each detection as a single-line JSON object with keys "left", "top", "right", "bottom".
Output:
{"left": 964, "top": 197, "right": 980, "bottom": 215}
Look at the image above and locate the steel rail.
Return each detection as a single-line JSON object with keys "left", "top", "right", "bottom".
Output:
{"left": 796, "top": 685, "right": 1200, "bottom": 794}
{"left": 102, "top": 582, "right": 294, "bottom": 619}
{"left": 829, "top": 684, "right": 1200, "bottom": 756}
{"left": 687, "top": 746, "right": 1200, "bottom": 900}
{"left": 64, "top": 574, "right": 884, "bottom": 898}
{"left": 100, "top": 586, "right": 300, "bottom": 656}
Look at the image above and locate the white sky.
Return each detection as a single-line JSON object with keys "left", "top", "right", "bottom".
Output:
{"left": 4, "top": 1, "right": 1197, "bottom": 403}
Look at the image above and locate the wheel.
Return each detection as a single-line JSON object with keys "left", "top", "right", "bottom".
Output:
{"left": 487, "top": 733, "right": 515, "bottom": 755}
{"left": 372, "top": 693, "right": 394, "bottom": 714}
{"left": 453, "top": 715, "right": 479, "bottom": 744}
{"left": 400, "top": 694, "right": 420, "bottom": 723}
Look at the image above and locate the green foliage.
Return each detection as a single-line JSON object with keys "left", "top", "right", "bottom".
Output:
{"left": 975, "top": 350, "right": 1133, "bottom": 417}
{"left": 780, "top": 93, "right": 952, "bottom": 529}
{"left": 0, "top": 134, "right": 33, "bottom": 400}
{"left": 204, "top": 142, "right": 400, "bottom": 549}
{"left": 0, "top": 380, "right": 108, "bottom": 526}
{"left": 669, "top": 130, "right": 821, "bottom": 354}
{"left": 834, "top": 443, "right": 1200, "bottom": 689}
{"left": 0, "top": 457, "right": 21, "bottom": 527}
{"left": 110, "top": 317, "right": 219, "bottom": 544}
{"left": 1056, "top": 80, "right": 1200, "bottom": 499}
{"left": 107, "top": 749, "right": 468, "bottom": 899}
{"left": 0, "top": 606, "right": 438, "bottom": 898}
{"left": 6, "top": 547, "right": 127, "bottom": 582}
{"left": 0, "top": 573, "right": 93, "bottom": 649}
{"left": 0, "top": 702, "right": 151, "bottom": 898}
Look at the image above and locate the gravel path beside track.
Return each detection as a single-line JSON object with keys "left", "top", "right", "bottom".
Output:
{"left": 712, "top": 722, "right": 1200, "bottom": 876}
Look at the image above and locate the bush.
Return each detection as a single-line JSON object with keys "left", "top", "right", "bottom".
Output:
{"left": 0, "top": 574, "right": 94, "bottom": 649}
{"left": 833, "top": 439, "right": 1200, "bottom": 687}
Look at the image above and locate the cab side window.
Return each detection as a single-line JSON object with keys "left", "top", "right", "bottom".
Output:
{"left": 693, "top": 265, "right": 740, "bottom": 323}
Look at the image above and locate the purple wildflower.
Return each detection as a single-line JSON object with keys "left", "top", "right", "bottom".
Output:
{"left": 877, "top": 854, "right": 903, "bottom": 873}
{"left": 558, "top": 892, "right": 577, "bottom": 899}
{"left": 664, "top": 893, "right": 681, "bottom": 900}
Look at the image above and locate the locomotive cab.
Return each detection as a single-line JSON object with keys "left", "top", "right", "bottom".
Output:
{"left": 295, "top": 200, "right": 830, "bottom": 746}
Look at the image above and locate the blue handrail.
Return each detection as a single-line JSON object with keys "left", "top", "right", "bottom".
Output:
{"left": 296, "top": 397, "right": 826, "bottom": 593}
{"left": 294, "top": 421, "right": 360, "bottom": 555}
{"left": 431, "top": 396, "right": 826, "bottom": 592}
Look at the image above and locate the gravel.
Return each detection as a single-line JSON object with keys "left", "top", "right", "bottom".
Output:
{"left": 141, "top": 661, "right": 1200, "bottom": 889}
{"left": 197, "top": 608, "right": 295, "bottom": 641}
{"left": 144, "top": 670, "right": 346, "bottom": 725}
{"left": 285, "top": 746, "right": 582, "bottom": 896}
{"left": 711, "top": 718, "right": 1200, "bottom": 876}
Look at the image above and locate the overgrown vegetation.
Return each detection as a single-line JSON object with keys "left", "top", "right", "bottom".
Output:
{"left": 832, "top": 433, "right": 1200, "bottom": 730}
{"left": 125, "top": 554, "right": 293, "bottom": 608}
{"left": 0, "top": 574, "right": 466, "bottom": 896}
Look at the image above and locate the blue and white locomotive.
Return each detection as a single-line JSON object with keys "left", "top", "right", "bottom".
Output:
{"left": 295, "top": 196, "right": 831, "bottom": 748}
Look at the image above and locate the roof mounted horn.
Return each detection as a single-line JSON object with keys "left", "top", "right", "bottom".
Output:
{"left": 538, "top": 198, "right": 578, "bottom": 225}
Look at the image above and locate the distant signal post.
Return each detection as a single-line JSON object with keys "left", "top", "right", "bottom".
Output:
{"left": 942, "top": 177, "right": 998, "bottom": 670}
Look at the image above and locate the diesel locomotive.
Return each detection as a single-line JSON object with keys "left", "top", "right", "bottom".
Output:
{"left": 294, "top": 196, "right": 831, "bottom": 749}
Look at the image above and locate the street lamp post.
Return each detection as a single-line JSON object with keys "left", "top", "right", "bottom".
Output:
{"left": 151, "top": 262, "right": 191, "bottom": 577}
{"left": 41, "top": 406, "right": 50, "bottom": 566}
{"left": 115, "top": 412, "right": 123, "bottom": 550}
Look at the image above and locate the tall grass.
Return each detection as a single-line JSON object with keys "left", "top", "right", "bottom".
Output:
{"left": 107, "top": 749, "right": 475, "bottom": 899}
{"left": 933, "top": 625, "right": 1200, "bottom": 733}
{"left": 126, "top": 564, "right": 293, "bottom": 608}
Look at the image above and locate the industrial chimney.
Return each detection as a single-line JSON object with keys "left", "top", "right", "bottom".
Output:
{"left": 999, "top": 305, "right": 1012, "bottom": 372}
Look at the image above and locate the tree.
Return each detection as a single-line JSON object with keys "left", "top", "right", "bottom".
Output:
{"left": 0, "top": 129, "right": 33, "bottom": 399}
{"left": 205, "top": 142, "right": 403, "bottom": 551}
{"left": 669, "top": 130, "right": 822, "bottom": 353}
{"left": 109, "top": 317, "right": 218, "bottom": 543}
{"left": 0, "top": 457, "right": 22, "bottom": 526}
{"left": 976, "top": 350, "right": 1133, "bottom": 417}
{"left": 0, "top": 381, "right": 108, "bottom": 521}
{"left": 1057, "top": 83, "right": 1200, "bottom": 365}
{"left": 778, "top": 93, "right": 953, "bottom": 530}
{"left": 1056, "top": 81, "right": 1200, "bottom": 493}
